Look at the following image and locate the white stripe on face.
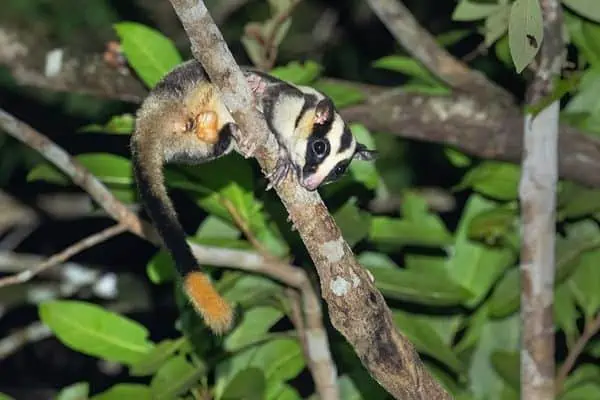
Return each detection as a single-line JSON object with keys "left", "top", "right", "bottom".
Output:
{"left": 301, "top": 115, "right": 357, "bottom": 190}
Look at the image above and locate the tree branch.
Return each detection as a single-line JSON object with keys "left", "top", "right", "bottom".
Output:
{"left": 0, "top": 223, "right": 127, "bottom": 288}
{"left": 519, "top": 1, "right": 565, "bottom": 398}
{"left": 167, "top": 1, "right": 450, "bottom": 398}
{"left": 365, "top": 0, "right": 512, "bottom": 103}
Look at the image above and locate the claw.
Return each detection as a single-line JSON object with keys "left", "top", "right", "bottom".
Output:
{"left": 265, "top": 148, "right": 294, "bottom": 190}
{"left": 230, "top": 124, "right": 257, "bottom": 158}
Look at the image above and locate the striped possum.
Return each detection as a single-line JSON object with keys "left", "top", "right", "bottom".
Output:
{"left": 130, "top": 59, "right": 376, "bottom": 334}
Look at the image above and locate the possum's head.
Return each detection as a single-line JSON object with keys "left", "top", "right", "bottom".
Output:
{"left": 291, "top": 94, "right": 377, "bottom": 191}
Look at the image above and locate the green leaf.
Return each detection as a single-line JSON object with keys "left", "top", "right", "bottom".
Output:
{"left": 312, "top": 80, "right": 366, "bottom": 108}
{"left": 150, "top": 354, "right": 204, "bottom": 399}
{"left": 222, "top": 274, "right": 283, "bottom": 308}
{"left": 221, "top": 368, "right": 266, "bottom": 400}
{"left": 27, "top": 162, "right": 70, "bottom": 185}
{"left": 0, "top": 394, "right": 14, "bottom": 400}
{"left": 360, "top": 255, "right": 472, "bottom": 306}
{"left": 196, "top": 216, "right": 240, "bottom": 239}
{"left": 563, "top": 0, "right": 600, "bottom": 23}
{"left": 554, "top": 283, "right": 579, "bottom": 346}
{"left": 267, "top": 383, "right": 301, "bottom": 400}
{"left": 445, "top": 148, "right": 472, "bottom": 168}
{"left": 348, "top": 124, "right": 380, "bottom": 190}
{"left": 508, "top": 0, "right": 543, "bottom": 73}
{"left": 270, "top": 61, "right": 323, "bottom": 85}
{"left": 491, "top": 351, "right": 520, "bottom": 390}
{"left": 79, "top": 114, "right": 135, "bottom": 135}
{"left": 484, "top": 4, "right": 510, "bottom": 46}
{"left": 436, "top": 29, "right": 472, "bottom": 47}
{"left": 455, "top": 161, "right": 520, "bottom": 201}
{"left": 556, "top": 220, "right": 600, "bottom": 284}
{"left": 333, "top": 198, "right": 371, "bottom": 247}
{"left": 393, "top": 310, "right": 464, "bottom": 373}
{"left": 224, "top": 306, "right": 284, "bottom": 352}
{"left": 488, "top": 268, "right": 519, "bottom": 318}
{"left": 468, "top": 206, "right": 517, "bottom": 245}
{"left": 561, "top": 364, "right": 600, "bottom": 393}
{"left": 146, "top": 250, "right": 176, "bottom": 284}
{"left": 39, "top": 300, "right": 154, "bottom": 365}
{"left": 445, "top": 194, "right": 516, "bottom": 307}
{"left": 114, "top": 22, "right": 182, "bottom": 88}
{"left": 55, "top": 382, "right": 89, "bottom": 400}
{"left": 215, "top": 338, "right": 304, "bottom": 398}
{"left": 369, "top": 192, "right": 453, "bottom": 248}
{"left": 467, "top": 313, "right": 520, "bottom": 399}
{"left": 453, "top": 0, "right": 504, "bottom": 21}
{"left": 560, "top": 382, "right": 600, "bottom": 400}
{"left": 558, "top": 181, "right": 600, "bottom": 220}
{"left": 130, "top": 337, "right": 186, "bottom": 376}
{"left": 569, "top": 245, "right": 600, "bottom": 318}
{"left": 91, "top": 384, "right": 151, "bottom": 400}
{"left": 372, "top": 55, "right": 442, "bottom": 86}
{"left": 454, "top": 304, "right": 490, "bottom": 353}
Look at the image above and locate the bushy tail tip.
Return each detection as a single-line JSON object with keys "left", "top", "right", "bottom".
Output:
{"left": 183, "top": 271, "right": 233, "bottom": 334}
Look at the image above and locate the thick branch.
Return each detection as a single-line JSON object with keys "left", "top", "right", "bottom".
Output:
{"left": 167, "top": 1, "right": 449, "bottom": 398}
{"left": 519, "top": 1, "right": 564, "bottom": 398}
{"left": 3, "top": 24, "right": 600, "bottom": 189}
{"left": 365, "top": 0, "right": 512, "bottom": 103}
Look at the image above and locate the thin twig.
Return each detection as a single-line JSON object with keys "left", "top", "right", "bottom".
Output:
{"left": 365, "top": 0, "right": 512, "bottom": 103}
{"left": 519, "top": 0, "right": 565, "bottom": 398}
{"left": 555, "top": 313, "right": 600, "bottom": 394}
{"left": 168, "top": 1, "right": 450, "bottom": 398}
{"left": 225, "top": 197, "right": 339, "bottom": 399}
{"left": 0, "top": 224, "right": 127, "bottom": 288}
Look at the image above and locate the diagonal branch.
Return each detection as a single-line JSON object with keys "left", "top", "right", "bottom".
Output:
{"left": 167, "top": 0, "right": 450, "bottom": 398}
{"left": 365, "top": 0, "right": 513, "bottom": 103}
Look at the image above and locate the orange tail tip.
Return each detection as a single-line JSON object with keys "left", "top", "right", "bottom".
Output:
{"left": 183, "top": 271, "right": 234, "bottom": 334}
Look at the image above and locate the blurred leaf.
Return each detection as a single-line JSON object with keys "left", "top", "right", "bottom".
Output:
{"left": 372, "top": 55, "right": 443, "bottom": 86}
{"left": 348, "top": 124, "right": 380, "bottom": 190}
{"left": 91, "top": 384, "right": 151, "bottom": 400}
{"left": 130, "top": 337, "right": 186, "bottom": 376}
{"left": 221, "top": 368, "right": 266, "bottom": 400}
{"left": 393, "top": 310, "right": 464, "bottom": 373}
{"left": 455, "top": 161, "right": 520, "bottom": 201}
{"left": 270, "top": 60, "right": 323, "bottom": 85}
{"left": 569, "top": 245, "right": 600, "bottom": 318}
{"left": 55, "top": 382, "right": 89, "bottom": 400}
{"left": 114, "top": 22, "right": 182, "bottom": 88}
{"left": 508, "top": 0, "right": 543, "bottom": 73}
{"left": 370, "top": 192, "right": 453, "bottom": 248}
{"left": 267, "top": 383, "right": 301, "bottom": 400}
{"left": 146, "top": 250, "right": 175, "bottom": 284}
{"left": 39, "top": 300, "right": 154, "bottom": 365}
{"left": 196, "top": 216, "right": 240, "bottom": 239}
{"left": 556, "top": 220, "right": 600, "bottom": 284}
{"left": 488, "top": 268, "right": 519, "bottom": 318}
{"left": 558, "top": 181, "right": 600, "bottom": 220}
{"left": 554, "top": 283, "right": 579, "bottom": 346}
{"left": 215, "top": 338, "right": 304, "bottom": 399}
{"left": 562, "top": 364, "right": 600, "bottom": 394}
{"left": 467, "top": 313, "right": 520, "bottom": 399}
{"left": 224, "top": 306, "right": 284, "bottom": 352}
{"left": 150, "top": 354, "right": 204, "bottom": 399}
{"left": 436, "top": 29, "right": 472, "bottom": 47}
{"left": 559, "top": 382, "right": 600, "bottom": 400}
{"left": 313, "top": 80, "right": 366, "bottom": 108}
{"left": 468, "top": 206, "right": 517, "bottom": 245}
{"left": 0, "top": 395, "right": 14, "bottom": 400}
{"left": 333, "top": 198, "right": 371, "bottom": 247}
{"left": 222, "top": 274, "right": 283, "bottom": 308}
{"left": 79, "top": 114, "right": 135, "bottom": 135}
{"left": 445, "top": 194, "right": 516, "bottom": 307}
{"left": 452, "top": 0, "right": 503, "bottom": 21}
{"left": 563, "top": 0, "right": 600, "bottom": 23}
{"left": 484, "top": 4, "right": 510, "bottom": 46}
{"left": 337, "top": 375, "right": 364, "bottom": 400}
{"left": 362, "top": 258, "right": 472, "bottom": 306}
{"left": 491, "top": 351, "right": 519, "bottom": 391}
{"left": 454, "top": 304, "right": 490, "bottom": 353}
{"left": 445, "top": 148, "right": 472, "bottom": 168}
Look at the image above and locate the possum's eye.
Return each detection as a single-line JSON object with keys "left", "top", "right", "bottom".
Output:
{"left": 312, "top": 139, "right": 328, "bottom": 157}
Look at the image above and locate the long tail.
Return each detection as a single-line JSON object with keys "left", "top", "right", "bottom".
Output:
{"left": 130, "top": 133, "right": 233, "bottom": 334}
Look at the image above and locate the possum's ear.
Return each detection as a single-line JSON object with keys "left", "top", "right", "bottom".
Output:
{"left": 314, "top": 98, "right": 335, "bottom": 125}
{"left": 353, "top": 143, "right": 378, "bottom": 161}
